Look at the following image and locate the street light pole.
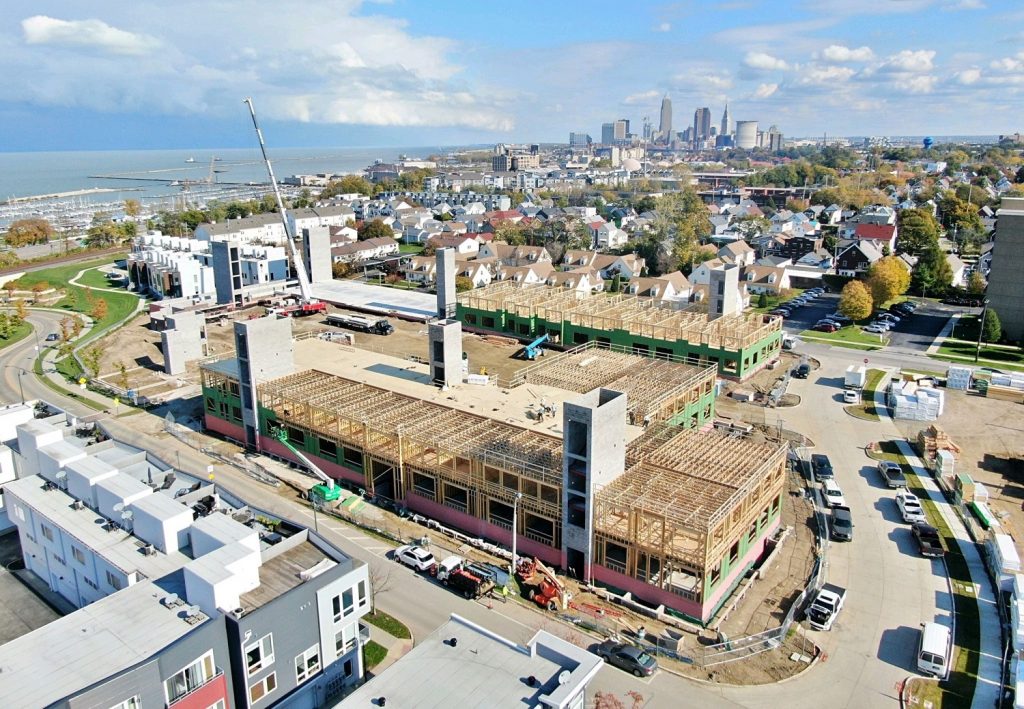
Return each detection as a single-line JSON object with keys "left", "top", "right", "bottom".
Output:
{"left": 510, "top": 491, "right": 523, "bottom": 581}
{"left": 16, "top": 370, "right": 24, "bottom": 404}
{"left": 974, "top": 298, "right": 990, "bottom": 363}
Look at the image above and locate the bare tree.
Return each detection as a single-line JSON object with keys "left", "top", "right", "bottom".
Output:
{"left": 593, "top": 690, "right": 645, "bottom": 709}
{"left": 368, "top": 563, "right": 393, "bottom": 615}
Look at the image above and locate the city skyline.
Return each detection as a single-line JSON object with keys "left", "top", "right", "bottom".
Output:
{"left": 0, "top": 1, "right": 1021, "bottom": 151}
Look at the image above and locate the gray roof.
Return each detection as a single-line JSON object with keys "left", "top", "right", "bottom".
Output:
{"left": 203, "top": 357, "right": 241, "bottom": 379}
{"left": 337, "top": 614, "right": 602, "bottom": 709}
{"left": 0, "top": 573, "right": 208, "bottom": 709}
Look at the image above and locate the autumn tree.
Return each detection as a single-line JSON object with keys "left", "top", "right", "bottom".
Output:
{"left": 30, "top": 281, "right": 48, "bottom": 302}
{"left": 13, "top": 299, "right": 27, "bottom": 322}
{"left": 896, "top": 208, "right": 939, "bottom": 255}
{"left": 454, "top": 276, "right": 474, "bottom": 292}
{"left": 0, "top": 313, "right": 10, "bottom": 339}
{"left": 356, "top": 219, "right": 394, "bottom": 241}
{"left": 866, "top": 256, "right": 911, "bottom": 307}
{"left": 939, "top": 194, "right": 983, "bottom": 234}
{"left": 492, "top": 221, "right": 528, "bottom": 246}
{"left": 115, "top": 361, "right": 130, "bottom": 391}
{"left": 82, "top": 345, "right": 105, "bottom": 379}
{"left": 2, "top": 281, "right": 15, "bottom": 300}
{"left": 331, "top": 261, "right": 352, "bottom": 279}
{"left": 838, "top": 280, "right": 873, "bottom": 321}
{"left": 123, "top": 199, "right": 141, "bottom": 218}
{"left": 982, "top": 308, "right": 1002, "bottom": 343}
{"left": 90, "top": 298, "right": 108, "bottom": 322}
{"left": 4, "top": 218, "right": 54, "bottom": 247}
{"left": 966, "top": 270, "right": 987, "bottom": 295}
{"left": 911, "top": 247, "right": 953, "bottom": 297}
{"left": 320, "top": 175, "right": 374, "bottom": 198}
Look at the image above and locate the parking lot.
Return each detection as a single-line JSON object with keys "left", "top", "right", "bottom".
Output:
{"left": 780, "top": 294, "right": 958, "bottom": 354}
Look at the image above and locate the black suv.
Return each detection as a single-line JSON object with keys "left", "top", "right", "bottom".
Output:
{"left": 811, "top": 453, "right": 834, "bottom": 480}
{"left": 793, "top": 363, "right": 811, "bottom": 379}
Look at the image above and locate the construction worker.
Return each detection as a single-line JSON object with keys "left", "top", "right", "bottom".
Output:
{"left": 637, "top": 625, "right": 646, "bottom": 642}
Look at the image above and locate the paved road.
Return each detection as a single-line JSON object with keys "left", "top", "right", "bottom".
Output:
{"left": 0, "top": 317, "right": 974, "bottom": 708}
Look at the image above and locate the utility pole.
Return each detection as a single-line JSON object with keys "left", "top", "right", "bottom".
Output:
{"left": 509, "top": 491, "right": 523, "bottom": 583}
{"left": 974, "top": 298, "right": 990, "bottom": 363}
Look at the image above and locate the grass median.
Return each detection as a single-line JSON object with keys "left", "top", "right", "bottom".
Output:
{"left": 362, "top": 640, "right": 388, "bottom": 669}
{"left": 363, "top": 609, "right": 411, "bottom": 639}
{"left": 799, "top": 326, "right": 888, "bottom": 351}
{"left": 844, "top": 368, "right": 886, "bottom": 421}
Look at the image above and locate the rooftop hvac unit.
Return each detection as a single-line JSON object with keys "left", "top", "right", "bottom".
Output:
{"left": 71, "top": 499, "right": 85, "bottom": 510}
{"left": 143, "top": 544, "right": 156, "bottom": 556}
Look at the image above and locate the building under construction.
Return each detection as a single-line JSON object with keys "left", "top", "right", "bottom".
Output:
{"left": 457, "top": 282, "right": 782, "bottom": 381}
{"left": 201, "top": 325, "right": 785, "bottom": 623}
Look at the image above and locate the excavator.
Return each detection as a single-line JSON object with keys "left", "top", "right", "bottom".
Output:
{"left": 244, "top": 98, "right": 326, "bottom": 318}
{"left": 269, "top": 426, "right": 342, "bottom": 504}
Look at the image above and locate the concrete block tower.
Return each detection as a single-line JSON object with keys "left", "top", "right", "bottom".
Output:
{"left": 212, "top": 239, "right": 243, "bottom": 307}
{"left": 234, "top": 315, "right": 294, "bottom": 448}
{"left": 428, "top": 248, "right": 463, "bottom": 387}
{"left": 161, "top": 310, "right": 206, "bottom": 376}
{"left": 708, "top": 263, "right": 741, "bottom": 320}
{"left": 561, "top": 388, "right": 627, "bottom": 582}
{"left": 302, "top": 226, "right": 333, "bottom": 284}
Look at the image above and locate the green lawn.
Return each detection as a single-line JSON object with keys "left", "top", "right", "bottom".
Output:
{"left": 750, "top": 289, "right": 804, "bottom": 313}
{"left": 362, "top": 640, "right": 388, "bottom": 669}
{"left": 799, "top": 326, "right": 888, "bottom": 351}
{"left": 844, "top": 368, "right": 886, "bottom": 421}
{"left": 398, "top": 243, "right": 424, "bottom": 255}
{"left": 363, "top": 610, "right": 411, "bottom": 639}
{"left": 0, "top": 320, "right": 33, "bottom": 351}
{"left": 936, "top": 340, "right": 1024, "bottom": 366}
{"left": 75, "top": 267, "right": 124, "bottom": 290}
{"left": 13, "top": 255, "right": 125, "bottom": 291}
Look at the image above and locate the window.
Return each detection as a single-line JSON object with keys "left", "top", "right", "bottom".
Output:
{"left": 83, "top": 576, "right": 99, "bottom": 590}
{"left": 72, "top": 546, "right": 85, "bottom": 564}
{"left": 245, "top": 634, "right": 275, "bottom": 675}
{"left": 12, "top": 504, "right": 24, "bottom": 522}
{"left": 248, "top": 672, "right": 277, "bottom": 704}
{"left": 357, "top": 580, "right": 367, "bottom": 608}
{"left": 41, "top": 524, "right": 54, "bottom": 542}
{"left": 105, "top": 570, "right": 123, "bottom": 590}
{"left": 335, "top": 624, "right": 356, "bottom": 655}
{"left": 332, "top": 589, "right": 354, "bottom": 622}
{"left": 164, "top": 651, "right": 216, "bottom": 704}
{"left": 295, "top": 645, "right": 321, "bottom": 683}
{"left": 207, "top": 701, "right": 225, "bottom": 709}
{"left": 109, "top": 696, "right": 141, "bottom": 709}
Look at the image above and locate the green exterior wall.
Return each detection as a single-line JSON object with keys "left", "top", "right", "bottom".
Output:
{"left": 701, "top": 493, "right": 783, "bottom": 603}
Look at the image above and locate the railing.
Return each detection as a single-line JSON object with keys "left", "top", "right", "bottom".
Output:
{"left": 359, "top": 623, "right": 371, "bottom": 644}
{"left": 166, "top": 668, "right": 225, "bottom": 708}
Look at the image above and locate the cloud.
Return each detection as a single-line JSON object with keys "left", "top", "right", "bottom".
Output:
{"left": 623, "top": 90, "right": 661, "bottom": 105}
{"left": 898, "top": 74, "right": 938, "bottom": 93}
{"left": 820, "top": 44, "right": 874, "bottom": 62}
{"left": 753, "top": 82, "right": 779, "bottom": 98}
{"left": 991, "top": 51, "right": 1024, "bottom": 72}
{"left": 956, "top": 68, "right": 982, "bottom": 84}
{"left": 942, "top": 0, "right": 985, "bottom": 9}
{"left": 743, "top": 52, "right": 789, "bottom": 71}
{"left": 799, "top": 65, "right": 857, "bottom": 85}
{"left": 21, "top": 15, "right": 157, "bottom": 55}
{"left": 655, "top": 22, "right": 672, "bottom": 32}
{"left": 878, "top": 49, "right": 936, "bottom": 73}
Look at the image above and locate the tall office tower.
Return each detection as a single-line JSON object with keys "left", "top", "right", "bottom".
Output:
{"left": 721, "top": 102, "right": 732, "bottom": 136}
{"left": 658, "top": 95, "right": 672, "bottom": 143}
{"left": 569, "top": 132, "right": 591, "bottom": 148}
{"left": 601, "top": 123, "right": 615, "bottom": 145}
{"left": 764, "top": 124, "right": 784, "bottom": 152}
{"left": 693, "top": 107, "right": 711, "bottom": 145}
{"left": 614, "top": 119, "right": 629, "bottom": 143}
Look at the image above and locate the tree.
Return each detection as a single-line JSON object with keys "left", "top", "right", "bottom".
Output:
{"left": 757, "top": 292, "right": 769, "bottom": 309}
{"left": 454, "top": 276, "right": 474, "bottom": 292}
{"left": 30, "top": 281, "right": 48, "bottom": 302}
{"left": 982, "top": 308, "right": 1002, "bottom": 343}
{"left": 896, "top": 208, "right": 940, "bottom": 255}
{"left": 0, "top": 312, "right": 10, "bottom": 340}
{"left": 939, "top": 194, "right": 983, "bottom": 234}
{"left": 357, "top": 219, "right": 394, "bottom": 241}
{"left": 82, "top": 345, "right": 105, "bottom": 379}
{"left": 367, "top": 564, "right": 392, "bottom": 614}
{"left": 332, "top": 261, "right": 352, "bottom": 279}
{"left": 4, "top": 218, "right": 54, "bottom": 247}
{"left": 866, "top": 256, "right": 910, "bottom": 307}
{"left": 593, "top": 690, "right": 645, "bottom": 709}
{"left": 1016, "top": 166, "right": 1024, "bottom": 184}
{"left": 910, "top": 246, "right": 953, "bottom": 297}
{"left": 967, "top": 270, "right": 987, "bottom": 295}
{"left": 493, "top": 221, "right": 527, "bottom": 246}
{"left": 839, "top": 280, "right": 873, "bottom": 321}
{"left": 321, "top": 175, "right": 373, "bottom": 198}
{"left": 123, "top": 199, "right": 141, "bottom": 218}
{"left": 115, "top": 361, "right": 130, "bottom": 391}
{"left": 609, "top": 274, "right": 621, "bottom": 293}
{"left": 13, "top": 299, "right": 27, "bottom": 322}
{"left": 91, "top": 298, "right": 108, "bottom": 322}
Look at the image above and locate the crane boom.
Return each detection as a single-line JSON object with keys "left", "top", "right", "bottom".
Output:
{"left": 244, "top": 97, "right": 314, "bottom": 302}
{"left": 270, "top": 426, "right": 341, "bottom": 502}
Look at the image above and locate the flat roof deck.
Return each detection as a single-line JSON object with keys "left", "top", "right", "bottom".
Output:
{"left": 240, "top": 539, "right": 331, "bottom": 611}
{"left": 301, "top": 280, "right": 437, "bottom": 321}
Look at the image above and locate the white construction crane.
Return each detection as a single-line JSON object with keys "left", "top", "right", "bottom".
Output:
{"left": 244, "top": 97, "right": 315, "bottom": 304}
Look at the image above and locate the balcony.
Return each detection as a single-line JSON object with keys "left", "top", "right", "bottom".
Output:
{"left": 166, "top": 668, "right": 225, "bottom": 709}
{"left": 359, "top": 623, "right": 371, "bottom": 644}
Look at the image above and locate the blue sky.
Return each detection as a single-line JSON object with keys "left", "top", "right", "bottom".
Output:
{"left": 0, "top": 0, "right": 1021, "bottom": 151}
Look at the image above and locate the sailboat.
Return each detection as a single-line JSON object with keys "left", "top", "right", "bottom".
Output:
{"left": 185, "top": 157, "right": 196, "bottom": 163}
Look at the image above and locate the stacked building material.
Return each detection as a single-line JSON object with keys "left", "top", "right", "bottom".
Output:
{"left": 987, "top": 373, "right": 1024, "bottom": 403}
{"left": 916, "top": 424, "right": 961, "bottom": 462}
{"left": 946, "top": 365, "right": 973, "bottom": 391}
{"left": 889, "top": 380, "right": 944, "bottom": 420}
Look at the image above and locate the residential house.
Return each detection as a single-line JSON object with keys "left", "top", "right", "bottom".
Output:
{"left": 836, "top": 240, "right": 885, "bottom": 277}
{"left": 548, "top": 268, "right": 604, "bottom": 294}
{"left": 592, "top": 221, "right": 629, "bottom": 249}
{"left": 287, "top": 205, "right": 355, "bottom": 236}
{"left": 718, "top": 241, "right": 756, "bottom": 267}
{"left": 426, "top": 234, "right": 480, "bottom": 258}
{"left": 405, "top": 256, "right": 437, "bottom": 285}
{"left": 331, "top": 237, "right": 399, "bottom": 264}
{"left": 560, "top": 251, "right": 645, "bottom": 279}
{"left": 330, "top": 225, "right": 358, "bottom": 244}
{"left": 947, "top": 253, "right": 967, "bottom": 287}
{"left": 688, "top": 258, "right": 725, "bottom": 285}
{"left": 627, "top": 271, "right": 691, "bottom": 305}
{"left": 853, "top": 223, "right": 898, "bottom": 252}
{"left": 496, "top": 261, "right": 555, "bottom": 286}
{"left": 457, "top": 260, "right": 494, "bottom": 289}
{"left": 478, "top": 241, "right": 552, "bottom": 266}
{"left": 742, "top": 265, "right": 791, "bottom": 295}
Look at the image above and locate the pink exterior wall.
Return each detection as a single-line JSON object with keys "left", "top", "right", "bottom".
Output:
{"left": 257, "top": 437, "right": 366, "bottom": 487}
{"left": 404, "top": 492, "right": 562, "bottom": 567}
{"left": 591, "top": 517, "right": 780, "bottom": 623}
{"left": 205, "top": 415, "right": 245, "bottom": 442}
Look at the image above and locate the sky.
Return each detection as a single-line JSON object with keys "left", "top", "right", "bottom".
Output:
{"left": 1, "top": 0, "right": 1022, "bottom": 151}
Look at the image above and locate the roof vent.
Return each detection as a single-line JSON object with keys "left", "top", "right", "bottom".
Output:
{"left": 527, "top": 675, "right": 537, "bottom": 687}
{"left": 449, "top": 637, "right": 458, "bottom": 648}
{"left": 162, "top": 593, "right": 180, "bottom": 607}
{"left": 71, "top": 499, "right": 85, "bottom": 510}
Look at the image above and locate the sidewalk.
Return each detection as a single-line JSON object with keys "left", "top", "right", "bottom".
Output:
{"left": 364, "top": 622, "right": 414, "bottom": 676}
{"left": 927, "top": 313, "right": 961, "bottom": 355}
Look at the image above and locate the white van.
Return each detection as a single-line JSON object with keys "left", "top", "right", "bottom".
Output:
{"left": 917, "top": 622, "right": 952, "bottom": 678}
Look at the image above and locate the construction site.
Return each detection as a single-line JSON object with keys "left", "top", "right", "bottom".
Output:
{"left": 200, "top": 305, "right": 786, "bottom": 623}
{"left": 457, "top": 280, "right": 783, "bottom": 381}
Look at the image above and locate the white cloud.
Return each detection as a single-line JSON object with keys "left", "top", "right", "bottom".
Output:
{"left": 956, "top": 68, "right": 982, "bottom": 84}
{"left": 21, "top": 15, "right": 157, "bottom": 55}
{"left": 799, "top": 65, "right": 856, "bottom": 85}
{"left": 900, "top": 74, "right": 938, "bottom": 93}
{"left": 943, "top": 0, "right": 985, "bottom": 9}
{"left": 820, "top": 44, "right": 874, "bottom": 62}
{"left": 743, "top": 52, "right": 789, "bottom": 71}
{"left": 655, "top": 22, "right": 672, "bottom": 32}
{"left": 623, "top": 90, "right": 660, "bottom": 105}
{"left": 879, "top": 49, "right": 936, "bottom": 73}
{"left": 991, "top": 52, "right": 1024, "bottom": 72}
{"left": 753, "top": 82, "right": 779, "bottom": 98}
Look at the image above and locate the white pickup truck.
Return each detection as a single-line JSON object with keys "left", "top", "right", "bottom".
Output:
{"left": 807, "top": 584, "right": 846, "bottom": 631}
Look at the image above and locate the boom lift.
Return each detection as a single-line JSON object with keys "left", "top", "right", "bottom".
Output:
{"left": 270, "top": 426, "right": 342, "bottom": 503}
{"left": 519, "top": 333, "right": 549, "bottom": 360}
{"left": 515, "top": 557, "right": 569, "bottom": 611}
{"left": 244, "top": 97, "right": 326, "bottom": 318}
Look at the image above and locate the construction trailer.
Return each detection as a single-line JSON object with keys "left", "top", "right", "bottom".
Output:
{"left": 457, "top": 282, "right": 782, "bottom": 381}
{"left": 200, "top": 346, "right": 783, "bottom": 624}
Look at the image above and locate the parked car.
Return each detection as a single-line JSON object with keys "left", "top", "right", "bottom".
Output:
{"left": 843, "top": 388, "right": 861, "bottom": 404}
{"left": 793, "top": 363, "right": 811, "bottom": 379}
{"left": 807, "top": 583, "right": 846, "bottom": 631}
{"left": 869, "top": 319, "right": 893, "bottom": 330}
{"left": 829, "top": 313, "right": 853, "bottom": 326}
{"left": 594, "top": 641, "right": 659, "bottom": 677}
{"left": 814, "top": 323, "right": 838, "bottom": 333}
{"left": 45, "top": 333, "right": 59, "bottom": 341}
{"left": 878, "top": 461, "right": 907, "bottom": 488}
{"left": 822, "top": 479, "right": 847, "bottom": 508}
{"left": 770, "top": 308, "right": 791, "bottom": 317}
{"left": 811, "top": 454, "right": 834, "bottom": 481}
{"left": 831, "top": 506, "right": 854, "bottom": 541}
{"left": 863, "top": 324, "right": 889, "bottom": 334}
{"left": 896, "top": 489, "right": 927, "bottom": 524}
{"left": 877, "top": 313, "right": 901, "bottom": 323}
{"left": 394, "top": 544, "right": 438, "bottom": 572}
{"left": 912, "top": 522, "right": 944, "bottom": 558}
{"left": 892, "top": 303, "right": 915, "bottom": 315}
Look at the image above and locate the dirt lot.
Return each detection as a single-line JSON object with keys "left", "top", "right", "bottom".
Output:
{"left": 891, "top": 388, "right": 1024, "bottom": 540}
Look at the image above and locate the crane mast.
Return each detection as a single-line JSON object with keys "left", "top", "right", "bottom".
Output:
{"left": 244, "top": 97, "right": 314, "bottom": 303}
